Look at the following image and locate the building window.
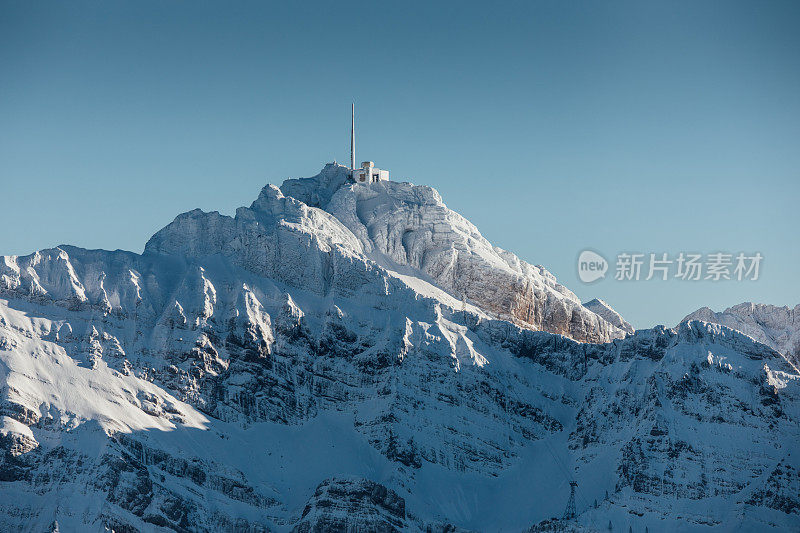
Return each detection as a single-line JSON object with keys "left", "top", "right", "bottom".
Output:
{"left": 372, "top": 173, "right": 379, "bottom": 181}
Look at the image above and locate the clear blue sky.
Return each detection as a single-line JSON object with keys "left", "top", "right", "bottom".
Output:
{"left": 1, "top": 1, "right": 798, "bottom": 329}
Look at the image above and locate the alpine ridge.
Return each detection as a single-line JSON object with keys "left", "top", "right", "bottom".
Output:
{"left": 0, "top": 164, "right": 798, "bottom": 532}
{"left": 683, "top": 302, "right": 800, "bottom": 370}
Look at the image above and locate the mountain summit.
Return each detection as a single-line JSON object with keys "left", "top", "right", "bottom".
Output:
{"left": 1, "top": 165, "right": 798, "bottom": 531}
{"left": 146, "top": 163, "right": 627, "bottom": 344}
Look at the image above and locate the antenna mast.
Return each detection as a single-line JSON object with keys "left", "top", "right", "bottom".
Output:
{"left": 350, "top": 103, "right": 356, "bottom": 171}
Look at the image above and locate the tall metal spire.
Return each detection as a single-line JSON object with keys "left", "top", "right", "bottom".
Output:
{"left": 350, "top": 103, "right": 356, "bottom": 171}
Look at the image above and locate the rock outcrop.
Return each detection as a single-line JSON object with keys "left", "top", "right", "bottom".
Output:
{"left": 292, "top": 478, "right": 407, "bottom": 532}
{"left": 583, "top": 298, "right": 634, "bottom": 335}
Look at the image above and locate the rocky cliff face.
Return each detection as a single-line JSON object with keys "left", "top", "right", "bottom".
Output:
{"left": 144, "top": 163, "right": 625, "bottom": 344}
{"left": 683, "top": 302, "right": 800, "bottom": 369}
{"left": 583, "top": 298, "right": 634, "bottom": 335}
{"left": 0, "top": 165, "right": 798, "bottom": 532}
{"left": 292, "top": 478, "right": 407, "bottom": 532}
{"left": 282, "top": 163, "right": 626, "bottom": 344}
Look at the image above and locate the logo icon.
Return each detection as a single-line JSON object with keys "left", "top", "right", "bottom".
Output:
{"left": 578, "top": 250, "right": 608, "bottom": 283}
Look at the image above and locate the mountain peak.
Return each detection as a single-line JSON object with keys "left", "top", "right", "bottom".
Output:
{"left": 279, "top": 161, "right": 353, "bottom": 209}
{"left": 682, "top": 301, "right": 800, "bottom": 367}
{"left": 143, "top": 163, "right": 627, "bottom": 343}
{"left": 583, "top": 298, "right": 634, "bottom": 334}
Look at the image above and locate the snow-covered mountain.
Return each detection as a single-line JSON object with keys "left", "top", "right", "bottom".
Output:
{"left": 683, "top": 303, "right": 800, "bottom": 370}
{"left": 1, "top": 164, "right": 798, "bottom": 532}
{"left": 583, "top": 298, "right": 634, "bottom": 335}
{"left": 144, "top": 164, "right": 626, "bottom": 345}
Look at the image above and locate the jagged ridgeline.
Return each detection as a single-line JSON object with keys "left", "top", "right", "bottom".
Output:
{"left": 1, "top": 164, "right": 798, "bottom": 531}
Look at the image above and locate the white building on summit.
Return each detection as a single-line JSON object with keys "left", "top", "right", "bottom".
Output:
{"left": 352, "top": 161, "right": 389, "bottom": 183}
{"left": 349, "top": 103, "right": 389, "bottom": 183}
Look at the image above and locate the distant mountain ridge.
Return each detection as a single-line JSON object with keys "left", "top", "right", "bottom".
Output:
{"left": 683, "top": 302, "right": 800, "bottom": 369}
{"left": 583, "top": 298, "right": 634, "bottom": 335}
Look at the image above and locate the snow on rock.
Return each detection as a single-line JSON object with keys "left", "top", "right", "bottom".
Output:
{"left": 682, "top": 302, "right": 800, "bottom": 369}
{"left": 284, "top": 163, "right": 626, "bottom": 343}
{"left": 144, "top": 182, "right": 368, "bottom": 298}
{"left": 0, "top": 165, "right": 798, "bottom": 531}
{"left": 292, "top": 477, "right": 407, "bottom": 532}
{"left": 583, "top": 298, "right": 634, "bottom": 334}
